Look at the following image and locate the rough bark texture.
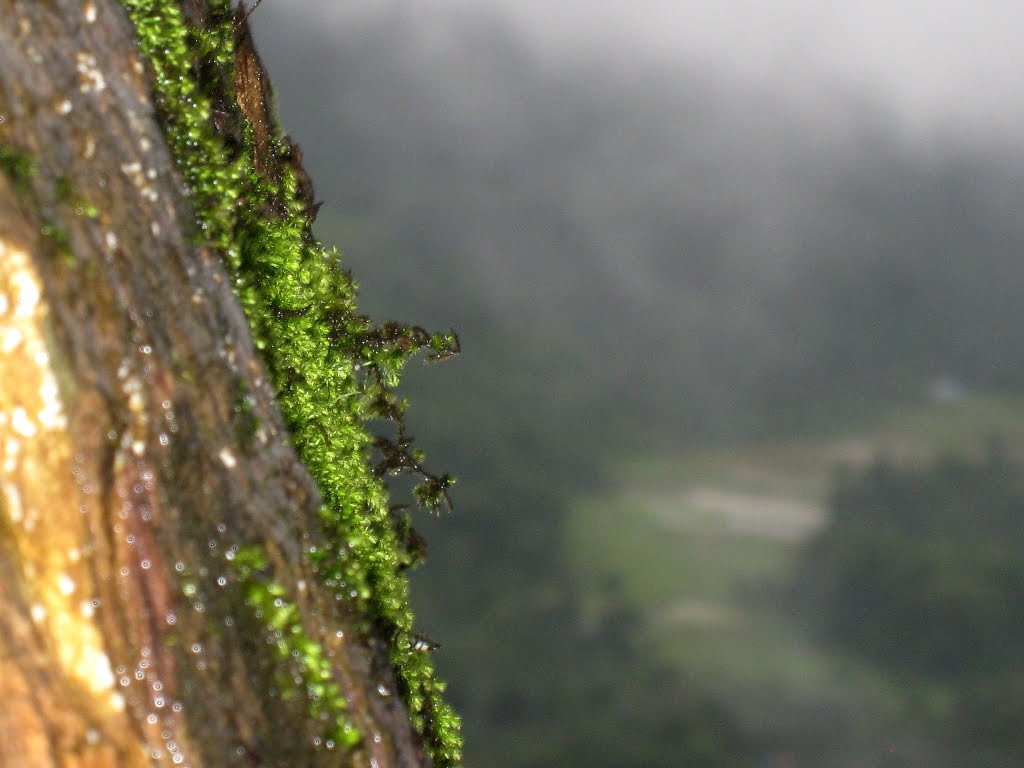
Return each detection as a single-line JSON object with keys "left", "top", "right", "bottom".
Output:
{"left": 0, "top": 2, "right": 433, "bottom": 766}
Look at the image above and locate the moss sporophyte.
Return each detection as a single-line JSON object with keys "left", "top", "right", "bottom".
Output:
{"left": 119, "top": 1, "right": 463, "bottom": 764}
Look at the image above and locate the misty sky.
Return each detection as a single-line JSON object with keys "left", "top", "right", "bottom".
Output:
{"left": 267, "top": 0, "right": 1024, "bottom": 143}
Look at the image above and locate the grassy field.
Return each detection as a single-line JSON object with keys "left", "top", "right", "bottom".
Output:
{"left": 566, "top": 392, "right": 1024, "bottom": 753}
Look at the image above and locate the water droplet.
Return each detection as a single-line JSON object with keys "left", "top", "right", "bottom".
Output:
{"left": 57, "top": 573, "right": 76, "bottom": 595}
{"left": 218, "top": 448, "right": 237, "bottom": 468}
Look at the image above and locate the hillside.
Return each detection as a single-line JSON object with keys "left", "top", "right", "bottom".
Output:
{"left": 569, "top": 393, "right": 1024, "bottom": 765}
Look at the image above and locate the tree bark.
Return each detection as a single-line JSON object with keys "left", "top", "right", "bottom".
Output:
{"left": 0, "top": 2, "right": 438, "bottom": 766}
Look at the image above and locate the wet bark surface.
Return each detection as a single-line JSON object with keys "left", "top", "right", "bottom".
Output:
{"left": 0, "top": 3, "right": 429, "bottom": 766}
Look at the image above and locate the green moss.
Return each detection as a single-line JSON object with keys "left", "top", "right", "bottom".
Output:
{"left": 54, "top": 175, "right": 99, "bottom": 219}
{"left": 0, "top": 143, "right": 36, "bottom": 190}
{"left": 231, "top": 546, "right": 361, "bottom": 750}
{"left": 119, "top": 1, "right": 462, "bottom": 763}
{"left": 47, "top": 175, "right": 99, "bottom": 263}
{"left": 0, "top": 145, "right": 95, "bottom": 266}
{"left": 39, "top": 217, "right": 75, "bottom": 265}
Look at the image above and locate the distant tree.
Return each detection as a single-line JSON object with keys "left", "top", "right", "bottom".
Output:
{"left": 792, "top": 452, "right": 1024, "bottom": 762}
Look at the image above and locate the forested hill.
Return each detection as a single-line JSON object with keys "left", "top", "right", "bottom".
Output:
{"left": 252, "top": 6, "right": 1024, "bottom": 766}
{"left": 257, "top": 5, "right": 1024, "bottom": 445}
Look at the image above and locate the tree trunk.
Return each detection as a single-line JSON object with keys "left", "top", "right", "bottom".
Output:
{"left": 0, "top": 2, "right": 459, "bottom": 766}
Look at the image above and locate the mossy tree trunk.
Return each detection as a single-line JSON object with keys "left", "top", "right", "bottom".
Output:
{"left": 0, "top": 2, "right": 457, "bottom": 766}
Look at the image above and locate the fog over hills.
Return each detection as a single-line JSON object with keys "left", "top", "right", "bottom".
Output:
{"left": 261, "top": 0, "right": 1024, "bottom": 144}
{"left": 246, "top": 5, "right": 1024, "bottom": 765}
{"left": 253, "top": 3, "right": 1024, "bottom": 439}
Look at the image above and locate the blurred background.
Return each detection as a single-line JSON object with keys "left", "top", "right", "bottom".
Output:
{"left": 252, "top": 2, "right": 1024, "bottom": 765}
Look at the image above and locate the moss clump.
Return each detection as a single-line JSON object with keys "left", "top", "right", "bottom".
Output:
{"left": 54, "top": 175, "right": 100, "bottom": 219}
{"left": 0, "top": 143, "right": 36, "bottom": 190}
{"left": 231, "top": 546, "right": 361, "bottom": 751}
{"left": 119, "top": 1, "right": 462, "bottom": 764}
{"left": 38, "top": 218, "right": 71, "bottom": 254}
{"left": 0, "top": 147, "right": 87, "bottom": 265}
